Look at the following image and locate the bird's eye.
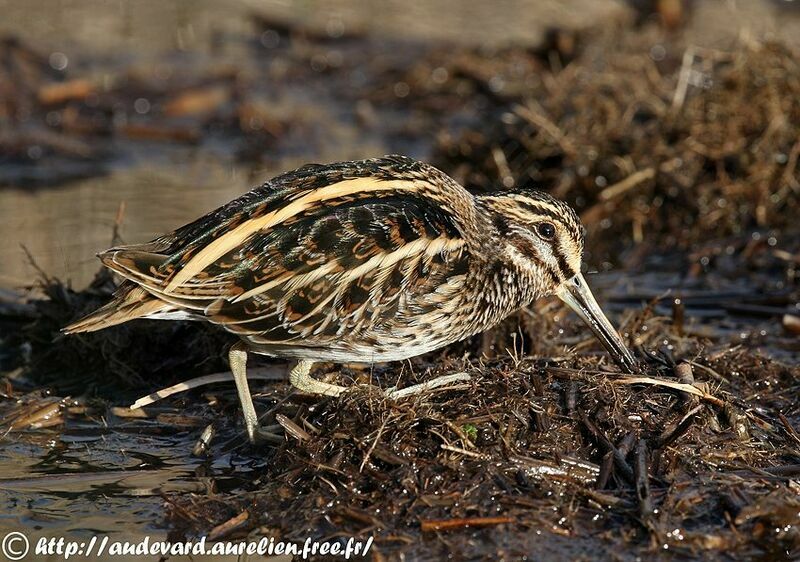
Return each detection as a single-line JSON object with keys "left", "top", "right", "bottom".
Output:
{"left": 536, "top": 222, "right": 556, "bottom": 240}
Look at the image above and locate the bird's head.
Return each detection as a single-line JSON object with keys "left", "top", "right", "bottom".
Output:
{"left": 479, "top": 188, "right": 637, "bottom": 372}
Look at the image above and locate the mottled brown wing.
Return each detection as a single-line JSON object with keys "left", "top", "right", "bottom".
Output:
{"left": 100, "top": 156, "right": 476, "bottom": 291}
{"left": 202, "top": 195, "right": 469, "bottom": 348}
{"left": 97, "top": 156, "right": 477, "bottom": 349}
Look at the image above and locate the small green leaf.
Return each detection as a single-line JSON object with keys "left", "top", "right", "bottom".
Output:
{"left": 462, "top": 423, "right": 478, "bottom": 440}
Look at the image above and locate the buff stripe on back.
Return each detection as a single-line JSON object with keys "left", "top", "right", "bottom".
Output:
{"left": 164, "top": 177, "right": 425, "bottom": 292}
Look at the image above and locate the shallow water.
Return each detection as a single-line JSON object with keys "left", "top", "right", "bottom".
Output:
{"left": 0, "top": 396, "right": 281, "bottom": 556}
{"left": 0, "top": 420, "right": 195, "bottom": 553}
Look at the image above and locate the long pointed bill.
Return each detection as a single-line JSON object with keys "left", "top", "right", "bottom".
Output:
{"left": 556, "top": 273, "right": 637, "bottom": 373}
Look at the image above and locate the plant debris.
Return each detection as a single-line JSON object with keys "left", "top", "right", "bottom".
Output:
{"left": 429, "top": 32, "right": 800, "bottom": 264}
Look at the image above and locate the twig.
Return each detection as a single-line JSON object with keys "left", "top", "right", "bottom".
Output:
{"left": 208, "top": 511, "right": 249, "bottom": 541}
{"left": 21, "top": 245, "right": 51, "bottom": 283}
{"left": 599, "top": 167, "right": 655, "bottom": 201}
{"left": 675, "top": 362, "right": 699, "bottom": 408}
{"left": 441, "top": 444, "right": 489, "bottom": 460}
{"left": 611, "top": 376, "right": 725, "bottom": 406}
{"left": 634, "top": 439, "right": 653, "bottom": 522}
{"left": 671, "top": 45, "right": 733, "bottom": 112}
{"left": 565, "top": 381, "right": 578, "bottom": 416}
{"left": 581, "top": 488, "right": 626, "bottom": 508}
{"left": 654, "top": 405, "right": 704, "bottom": 449}
{"left": 617, "top": 432, "right": 636, "bottom": 457}
{"left": 513, "top": 103, "right": 576, "bottom": 156}
{"left": 276, "top": 413, "right": 311, "bottom": 442}
{"left": 764, "top": 464, "right": 800, "bottom": 477}
{"left": 337, "top": 506, "right": 383, "bottom": 528}
{"left": 421, "top": 516, "right": 514, "bottom": 533}
{"left": 580, "top": 414, "right": 634, "bottom": 482}
{"left": 3, "top": 396, "right": 66, "bottom": 430}
{"left": 671, "top": 46, "right": 695, "bottom": 111}
{"left": 192, "top": 424, "right": 216, "bottom": 457}
{"left": 360, "top": 415, "right": 390, "bottom": 472}
{"left": 781, "top": 139, "right": 800, "bottom": 192}
{"left": 491, "top": 145, "right": 513, "bottom": 184}
{"left": 111, "top": 201, "right": 126, "bottom": 247}
{"left": 778, "top": 413, "right": 800, "bottom": 447}
{"left": 596, "top": 451, "right": 613, "bottom": 489}
{"left": 511, "top": 454, "right": 600, "bottom": 483}
{"left": 686, "top": 360, "right": 729, "bottom": 384}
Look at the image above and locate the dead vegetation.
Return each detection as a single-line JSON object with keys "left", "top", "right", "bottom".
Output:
{"left": 161, "top": 317, "right": 800, "bottom": 559}
{"left": 0, "top": 35, "right": 290, "bottom": 187}
{"left": 428, "top": 33, "right": 800, "bottom": 264}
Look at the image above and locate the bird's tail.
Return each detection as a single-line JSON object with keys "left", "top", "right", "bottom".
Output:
{"left": 62, "top": 284, "right": 170, "bottom": 334}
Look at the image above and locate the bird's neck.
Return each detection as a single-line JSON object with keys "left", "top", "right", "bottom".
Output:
{"left": 464, "top": 251, "right": 544, "bottom": 331}
{"left": 458, "top": 199, "right": 550, "bottom": 330}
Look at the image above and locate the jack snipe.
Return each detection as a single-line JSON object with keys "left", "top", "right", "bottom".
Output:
{"left": 65, "top": 155, "right": 636, "bottom": 443}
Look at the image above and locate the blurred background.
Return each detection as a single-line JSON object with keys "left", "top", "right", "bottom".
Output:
{"left": 1, "top": 0, "right": 799, "bottom": 289}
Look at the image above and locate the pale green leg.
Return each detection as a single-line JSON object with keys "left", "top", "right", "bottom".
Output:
{"left": 229, "top": 342, "right": 282, "bottom": 444}
{"left": 289, "top": 360, "right": 349, "bottom": 396}
{"left": 385, "top": 372, "right": 472, "bottom": 399}
{"left": 288, "top": 359, "right": 471, "bottom": 399}
{"left": 233, "top": 345, "right": 471, "bottom": 440}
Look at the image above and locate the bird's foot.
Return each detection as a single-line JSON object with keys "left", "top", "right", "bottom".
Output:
{"left": 385, "top": 372, "right": 471, "bottom": 400}
{"left": 246, "top": 423, "right": 284, "bottom": 446}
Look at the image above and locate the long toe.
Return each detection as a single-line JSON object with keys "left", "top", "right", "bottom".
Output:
{"left": 251, "top": 425, "right": 285, "bottom": 446}
{"left": 385, "top": 372, "right": 472, "bottom": 400}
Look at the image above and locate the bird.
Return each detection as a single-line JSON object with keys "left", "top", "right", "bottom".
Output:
{"left": 64, "top": 155, "right": 637, "bottom": 444}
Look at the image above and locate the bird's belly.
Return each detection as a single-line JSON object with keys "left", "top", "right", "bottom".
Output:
{"left": 238, "top": 271, "right": 516, "bottom": 364}
{"left": 245, "top": 311, "right": 481, "bottom": 364}
{"left": 252, "top": 338, "right": 453, "bottom": 364}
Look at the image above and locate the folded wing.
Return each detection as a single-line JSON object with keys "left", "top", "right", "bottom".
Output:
{"left": 76, "top": 157, "right": 477, "bottom": 350}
